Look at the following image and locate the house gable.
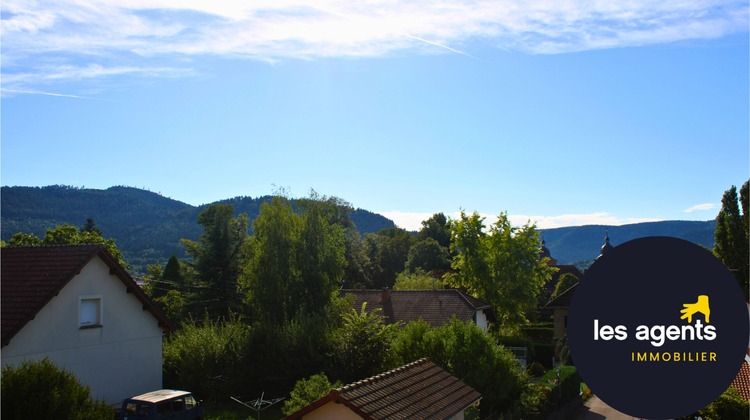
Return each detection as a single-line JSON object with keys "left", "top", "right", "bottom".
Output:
{"left": 1, "top": 244, "right": 172, "bottom": 404}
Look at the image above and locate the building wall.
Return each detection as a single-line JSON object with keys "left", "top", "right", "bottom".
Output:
{"left": 2, "top": 256, "right": 164, "bottom": 404}
{"left": 475, "top": 309, "right": 489, "bottom": 331}
{"left": 552, "top": 308, "right": 568, "bottom": 339}
{"left": 301, "top": 401, "right": 363, "bottom": 420}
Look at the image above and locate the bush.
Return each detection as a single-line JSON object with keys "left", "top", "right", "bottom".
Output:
{"left": 393, "top": 318, "right": 527, "bottom": 418}
{"left": 526, "top": 362, "right": 546, "bottom": 377}
{"left": 1, "top": 358, "right": 113, "bottom": 420}
{"left": 531, "top": 343, "right": 555, "bottom": 368}
{"left": 504, "top": 383, "right": 553, "bottom": 420}
{"left": 540, "top": 366, "right": 581, "bottom": 407}
{"left": 163, "top": 315, "right": 252, "bottom": 401}
{"left": 677, "top": 386, "right": 750, "bottom": 420}
{"left": 282, "top": 373, "right": 341, "bottom": 416}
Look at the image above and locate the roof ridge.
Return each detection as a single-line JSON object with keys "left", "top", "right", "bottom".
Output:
{"left": 336, "top": 358, "right": 430, "bottom": 392}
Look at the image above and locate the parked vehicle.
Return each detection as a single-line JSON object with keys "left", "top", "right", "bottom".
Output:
{"left": 121, "top": 390, "right": 203, "bottom": 420}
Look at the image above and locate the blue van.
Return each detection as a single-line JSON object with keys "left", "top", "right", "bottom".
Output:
{"left": 121, "top": 390, "right": 204, "bottom": 420}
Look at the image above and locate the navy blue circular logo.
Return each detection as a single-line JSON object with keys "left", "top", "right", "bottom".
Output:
{"left": 567, "top": 237, "right": 749, "bottom": 419}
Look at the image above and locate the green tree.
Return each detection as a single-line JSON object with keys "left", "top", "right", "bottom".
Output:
{"left": 141, "top": 262, "right": 163, "bottom": 297}
{"left": 242, "top": 194, "right": 346, "bottom": 325}
{"left": 3, "top": 223, "right": 128, "bottom": 269}
{"left": 550, "top": 273, "right": 579, "bottom": 301}
{"left": 181, "top": 204, "right": 249, "bottom": 319}
{"left": 330, "top": 303, "right": 399, "bottom": 383}
{"left": 405, "top": 237, "right": 451, "bottom": 273}
{"left": 2, "top": 358, "right": 113, "bottom": 420}
{"left": 448, "top": 211, "right": 555, "bottom": 326}
{"left": 365, "top": 227, "right": 416, "bottom": 289}
{"left": 161, "top": 255, "right": 185, "bottom": 295}
{"left": 393, "top": 268, "right": 444, "bottom": 290}
{"left": 282, "top": 373, "right": 342, "bottom": 416}
{"left": 714, "top": 181, "right": 749, "bottom": 300}
{"left": 418, "top": 213, "right": 451, "bottom": 249}
{"left": 80, "top": 218, "right": 102, "bottom": 235}
{"left": 392, "top": 319, "right": 527, "bottom": 418}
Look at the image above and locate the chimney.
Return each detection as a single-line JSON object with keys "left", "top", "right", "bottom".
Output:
{"left": 381, "top": 288, "right": 391, "bottom": 304}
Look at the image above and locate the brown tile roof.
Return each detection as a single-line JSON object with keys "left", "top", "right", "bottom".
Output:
{"left": 1, "top": 244, "right": 173, "bottom": 346}
{"left": 284, "top": 358, "right": 481, "bottom": 420}
{"left": 731, "top": 359, "right": 750, "bottom": 401}
{"left": 341, "top": 289, "right": 494, "bottom": 327}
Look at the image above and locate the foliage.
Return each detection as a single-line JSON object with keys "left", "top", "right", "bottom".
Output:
{"left": 364, "top": 227, "right": 416, "bottom": 289}
{"left": 1, "top": 358, "right": 113, "bottom": 420}
{"left": 392, "top": 319, "right": 527, "bottom": 418}
{"left": 417, "top": 213, "right": 451, "bottom": 249}
{"left": 550, "top": 272, "right": 579, "bottom": 301}
{"left": 526, "top": 361, "right": 546, "bottom": 377}
{"left": 163, "top": 315, "right": 252, "bottom": 401}
{"left": 181, "top": 204, "right": 249, "bottom": 319}
{"left": 141, "top": 262, "right": 162, "bottom": 297}
{"left": 714, "top": 180, "right": 749, "bottom": 300}
{"left": 504, "top": 383, "right": 553, "bottom": 420}
{"left": 677, "top": 386, "right": 749, "bottom": 420}
{"left": 282, "top": 373, "right": 342, "bottom": 416}
{"left": 3, "top": 223, "right": 129, "bottom": 268}
{"left": 405, "top": 237, "right": 451, "bottom": 273}
{"left": 539, "top": 366, "right": 581, "bottom": 407}
{"left": 393, "top": 268, "right": 444, "bottom": 290}
{"left": 1, "top": 185, "right": 395, "bottom": 273}
{"left": 241, "top": 194, "right": 346, "bottom": 325}
{"left": 330, "top": 303, "right": 399, "bottom": 383}
{"left": 155, "top": 290, "right": 185, "bottom": 325}
{"left": 447, "top": 211, "right": 555, "bottom": 326}
{"left": 80, "top": 218, "right": 102, "bottom": 235}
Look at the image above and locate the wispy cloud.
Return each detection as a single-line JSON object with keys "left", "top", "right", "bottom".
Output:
{"left": 377, "top": 210, "right": 661, "bottom": 231}
{"left": 3, "top": 0, "right": 747, "bottom": 90}
{"left": 0, "top": 88, "right": 112, "bottom": 100}
{"left": 684, "top": 203, "right": 719, "bottom": 213}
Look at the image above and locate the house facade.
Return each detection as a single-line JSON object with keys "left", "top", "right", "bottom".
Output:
{"left": 1, "top": 245, "right": 172, "bottom": 404}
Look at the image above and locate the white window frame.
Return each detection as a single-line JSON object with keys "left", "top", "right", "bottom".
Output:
{"left": 79, "top": 295, "right": 103, "bottom": 328}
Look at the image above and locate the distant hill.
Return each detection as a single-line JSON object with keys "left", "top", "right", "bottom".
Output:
{"left": 540, "top": 220, "right": 717, "bottom": 265}
{"left": 1, "top": 185, "right": 395, "bottom": 272}
{"left": 1, "top": 185, "right": 717, "bottom": 273}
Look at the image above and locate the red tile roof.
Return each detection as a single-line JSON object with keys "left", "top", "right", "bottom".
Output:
{"left": 731, "top": 359, "right": 750, "bottom": 401}
{"left": 341, "top": 289, "right": 494, "bottom": 327}
{"left": 284, "top": 358, "right": 481, "bottom": 420}
{"left": 1, "top": 244, "right": 173, "bottom": 346}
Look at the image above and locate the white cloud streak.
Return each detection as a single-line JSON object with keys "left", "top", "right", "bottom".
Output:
{"left": 2, "top": 0, "right": 747, "bottom": 90}
{"left": 377, "top": 210, "right": 661, "bottom": 231}
{"left": 684, "top": 203, "right": 719, "bottom": 213}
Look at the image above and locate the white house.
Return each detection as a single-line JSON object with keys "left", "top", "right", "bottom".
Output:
{"left": 1, "top": 244, "right": 173, "bottom": 404}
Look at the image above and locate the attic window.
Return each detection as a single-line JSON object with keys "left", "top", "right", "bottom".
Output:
{"left": 80, "top": 296, "right": 102, "bottom": 328}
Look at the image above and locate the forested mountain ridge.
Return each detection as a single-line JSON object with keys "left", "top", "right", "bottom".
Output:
{"left": 540, "top": 220, "right": 717, "bottom": 266}
{"left": 1, "top": 185, "right": 717, "bottom": 271}
{"left": 1, "top": 185, "right": 395, "bottom": 271}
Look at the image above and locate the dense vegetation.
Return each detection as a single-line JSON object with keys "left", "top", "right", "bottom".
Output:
{"left": 0, "top": 185, "right": 395, "bottom": 272}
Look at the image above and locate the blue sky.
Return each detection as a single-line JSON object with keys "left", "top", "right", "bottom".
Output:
{"left": 2, "top": 1, "right": 748, "bottom": 230}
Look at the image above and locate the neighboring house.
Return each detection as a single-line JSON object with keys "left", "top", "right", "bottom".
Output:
{"left": 1, "top": 244, "right": 173, "bottom": 404}
{"left": 731, "top": 356, "right": 750, "bottom": 401}
{"left": 544, "top": 233, "right": 612, "bottom": 360}
{"left": 283, "top": 358, "right": 481, "bottom": 420}
{"left": 341, "top": 289, "right": 495, "bottom": 330}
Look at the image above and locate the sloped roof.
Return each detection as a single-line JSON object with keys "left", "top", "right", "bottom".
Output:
{"left": 284, "top": 358, "right": 481, "bottom": 420}
{"left": 1, "top": 244, "right": 173, "bottom": 346}
{"left": 341, "top": 289, "right": 494, "bottom": 327}
{"left": 544, "top": 283, "right": 578, "bottom": 309}
{"left": 731, "top": 359, "right": 750, "bottom": 401}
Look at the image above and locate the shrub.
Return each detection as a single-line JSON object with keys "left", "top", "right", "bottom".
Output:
{"left": 526, "top": 362, "right": 546, "bottom": 377}
{"left": 677, "top": 386, "right": 750, "bottom": 420}
{"left": 505, "top": 383, "right": 554, "bottom": 420}
{"left": 282, "top": 373, "right": 342, "bottom": 416}
{"left": 393, "top": 318, "right": 527, "bottom": 418}
{"left": 540, "top": 366, "right": 581, "bottom": 407}
{"left": 163, "top": 315, "right": 252, "bottom": 401}
{"left": 1, "top": 358, "right": 113, "bottom": 420}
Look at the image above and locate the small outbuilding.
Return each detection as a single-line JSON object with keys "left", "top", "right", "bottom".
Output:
{"left": 284, "top": 358, "right": 481, "bottom": 420}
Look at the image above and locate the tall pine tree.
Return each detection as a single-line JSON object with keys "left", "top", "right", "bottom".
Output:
{"left": 714, "top": 181, "right": 749, "bottom": 300}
